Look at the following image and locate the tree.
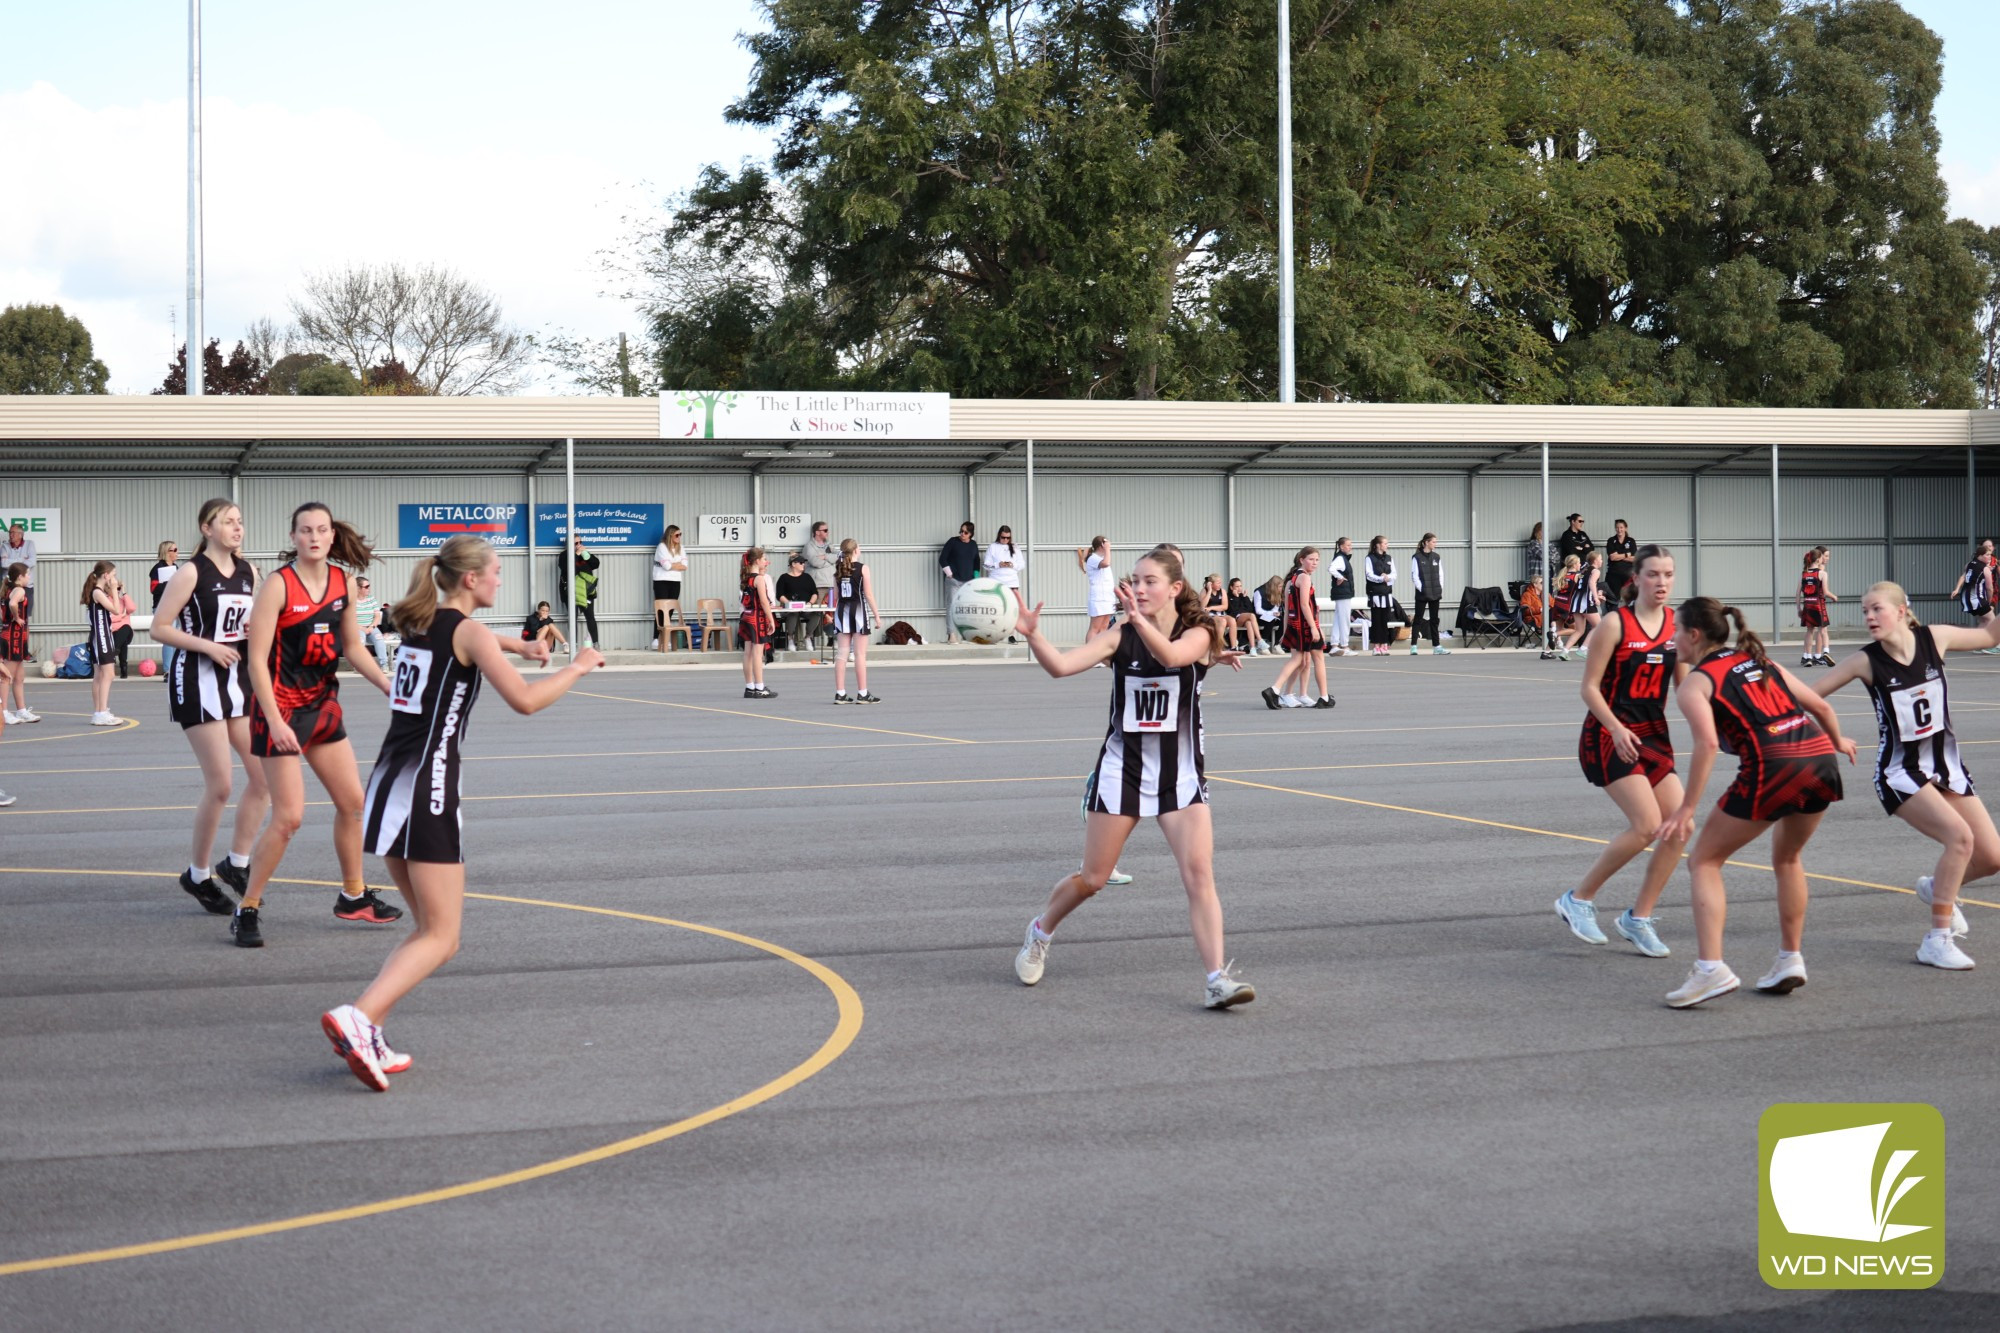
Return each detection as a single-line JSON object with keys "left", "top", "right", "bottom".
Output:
{"left": 1960, "top": 221, "right": 2000, "bottom": 409}
{"left": 289, "top": 262, "right": 532, "bottom": 395}
{"left": 266, "top": 351, "right": 335, "bottom": 396}
{"left": 154, "top": 340, "right": 268, "bottom": 395}
{"left": 0, "top": 303, "right": 110, "bottom": 394}
{"left": 294, "top": 361, "right": 363, "bottom": 396}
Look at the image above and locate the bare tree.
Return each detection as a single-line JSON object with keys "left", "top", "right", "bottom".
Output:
{"left": 289, "top": 262, "right": 532, "bottom": 395}
{"left": 242, "top": 316, "right": 296, "bottom": 372}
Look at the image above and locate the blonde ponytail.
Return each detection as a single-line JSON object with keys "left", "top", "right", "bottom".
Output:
{"left": 389, "top": 535, "right": 491, "bottom": 635}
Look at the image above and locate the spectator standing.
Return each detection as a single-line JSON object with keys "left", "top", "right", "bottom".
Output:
{"left": 1526, "top": 521, "right": 1546, "bottom": 585}
{"left": 1364, "top": 535, "right": 1398, "bottom": 655}
{"left": 353, "top": 574, "right": 391, "bottom": 673}
{"left": 523, "top": 600, "right": 569, "bottom": 652}
{"left": 986, "top": 525, "right": 1026, "bottom": 634}
{"left": 0, "top": 523, "right": 33, "bottom": 619}
{"left": 774, "top": 552, "right": 825, "bottom": 653}
{"left": 150, "top": 539, "right": 182, "bottom": 680}
{"left": 651, "top": 524, "right": 689, "bottom": 648}
{"left": 1078, "top": 536, "right": 1117, "bottom": 639}
{"left": 1557, "top": 513, "right": 1595, "bottom": 567}
{"left": 939, "top": 521, "right": 980, "bottom": 642}
{"left": 1407, "top": 533, "right": 1448, "bottom": 655}
{"left": 565, "top": 535, "right": 601, "bottom": 648}
{"left": 801, "top": 521, "right": 835, "bottom": 602}
{"left": 1327, "top": 536, "right": 1357, "bottom": 656}
{"left": 1603, "top": 519, "right": 1637, "bottom": 604}
{"left": 108, "top": 569, "right": 137, "bottom": 679}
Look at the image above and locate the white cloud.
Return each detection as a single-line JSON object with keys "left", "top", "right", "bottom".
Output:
{"left": 1941, "top": 154, "right": 2000, "bottom": 228}
{"left": 1, "top": 82, "right": 654, "bottom": 392}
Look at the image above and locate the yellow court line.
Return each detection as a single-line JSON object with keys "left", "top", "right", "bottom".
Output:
{"left": 1207, "top": 776, "right": 2000, "bottom": 911}
{"left": 573, "top": 689, "right": 975, "bottom": 745}
{"left": 0, "top": 868, "right": 864, "bottom": 1277}
{"left": 0, "top": 715, "right": 141, "bottom": 745}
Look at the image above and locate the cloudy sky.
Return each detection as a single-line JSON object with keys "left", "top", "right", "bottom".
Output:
{"left": 4, "top": 1, "right": 1996, "bottom": 394}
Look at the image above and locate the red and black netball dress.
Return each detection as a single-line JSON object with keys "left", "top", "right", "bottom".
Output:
{"left": 249, "top": 563, "right": 350, "bottom": 756}
{"left": 1278, "top": 569, "right": 1323, "bottom": 653}
{"left": 0, "top": 589, "right": 27, "bottom": 663}
{"left": 1798, "top": 568, "right": 1828, "bottom": 628}
{"left": 1693, "top": 649, "right": 1842, "bottom": 821}
{"left": 738, "top": 577, "right": 774, "bottom": 645}
{"left": 1579, "top": 605, "right": 1677, "bottom": 787}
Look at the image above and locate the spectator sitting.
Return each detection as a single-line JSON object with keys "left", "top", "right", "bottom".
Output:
{"left": 1224, "top": 577, "right": 1261, "bottom": 655}
{"left": 353, "top": 574, "right": 390, "bottom": 672}
{"left": 1252, "top": 575, "right": 1284, "bottom": 650}
{"left": 523, "top": 601, "right": 569, "bottom": 653}
{"left": 774, "top": 553, "right": 826, "bottom": 652}
{"left": 1517, "top": 575, "right": 1545, "bottom": 637}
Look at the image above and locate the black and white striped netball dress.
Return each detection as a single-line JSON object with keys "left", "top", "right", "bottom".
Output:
{"left": 1862, "top": 625, "right": 1973, "bottom": 815}
{"left": 832, "top": 562, "right": 874, "bottom": 635}
{"left": 1086, "top": 622, "right": 1207, "bottom": 818}
{"left": 364, "top": 608, "right": 484, "bottom": 863}
{"left": 169, "top": 552, "right": 256, "bottom": 729}
{"left": 87, "top": 597, "right": 117, "bottom": 665}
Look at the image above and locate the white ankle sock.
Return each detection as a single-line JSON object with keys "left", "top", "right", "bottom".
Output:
{"left": 1696, "top": 958, "right": 1723, "bottom": 972}
{"left": 228, "top": 852, "right": 249, "bottom": 868}
{"left": 1777, "top": 950, "right": 1802, "bottom": 961}
{"left": 189, "top": 863, "right": 210, "bottom": 883}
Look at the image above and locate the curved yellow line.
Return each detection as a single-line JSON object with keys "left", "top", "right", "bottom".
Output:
{"left": 0, "top": 870, "right": 864, "bottom": 1277}
{"left": 0, "top": 714, "right": 141, "bottom": 745}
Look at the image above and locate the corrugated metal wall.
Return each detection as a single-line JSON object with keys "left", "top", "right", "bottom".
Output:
{"left": 7, "top": 465, "right": 1990, "bottom": 659}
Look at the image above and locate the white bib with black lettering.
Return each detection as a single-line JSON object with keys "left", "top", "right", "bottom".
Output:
{"left": 1123, "top": 675, "right": 1181, "bottom": 732}
{"left": 1891, "top": 678, "right": 1945, "bottom": 742}
{"left": 390, "top": 644, "right": 433, "bottom": 715}
{"left": 215, "top": 593, "right": 253, "bottom": 643}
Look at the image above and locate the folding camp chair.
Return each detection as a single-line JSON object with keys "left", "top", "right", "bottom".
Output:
{"left": 1453, "top": 586, "right": 1514, "bottom": 649}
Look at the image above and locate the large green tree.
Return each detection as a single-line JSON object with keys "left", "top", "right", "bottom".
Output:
{"left": 0, "top": 303, "right": 110, "bottom": 394}
{"left": 631, "top": 0, "right": 1982, "bottom": 405}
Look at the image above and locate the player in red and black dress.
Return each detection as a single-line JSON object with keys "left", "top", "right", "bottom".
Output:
{"left": 1554, "top": 546, "right": 1687, "bottom": 959}
{"left": 236, "top": 502, "right": 398, "bottom": 948}
{"left": 1796, "top": 547, "right": 1836, "bottom": 667}
{"left": 1264, "top": 546, "right": 1330, "bottom": 709}
{"left": 1657, "top": 598, "right": 1856, "bottom": 1008}
{"left": 738, "top": 546, "right": 777, "bottom": 699}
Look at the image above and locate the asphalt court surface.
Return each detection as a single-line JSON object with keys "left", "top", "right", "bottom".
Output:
{"left": 3, "top": 650, "right": 1999, "bottom": 1331}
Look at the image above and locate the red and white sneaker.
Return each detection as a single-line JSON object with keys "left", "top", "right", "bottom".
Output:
{"left": 321, "top": 1004, "right": 389, "bottom": 1091}
{"left": 373, "top": 1027, "right": 413, "bottom": 1075}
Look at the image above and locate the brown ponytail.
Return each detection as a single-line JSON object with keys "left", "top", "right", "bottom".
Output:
{"left": 1141, "top": 545, "right": 1223, "bottom": 656}
{"left": 281, "top": 502, "right": 375, "bottom": 568}
{"left": 835, "top": 537, "right": 858, "bottom": 583}
{"left": 1679, "top": 596, "right": 1767, "bottom": 667}
{"left": 740, "top": 546, "right": 765, "bottom": 592}
{"left": 389, "top": 534, "right": 491, "bottom": 635}
{"left": 80, "top": 560, "right": 115, "bottom": 606}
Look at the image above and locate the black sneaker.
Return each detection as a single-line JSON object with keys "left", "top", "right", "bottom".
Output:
{"left": 231, "top": 905, "right": 264, "bottom": 948}
{"left": 1313, "top": 696, "right": 1336, "bottom": 708}
{"left": 1261, "top": 687, "right": 1281, "bottom": 710}
{"left": 212, "top": 859, "right": 249, "bottom": 899}
{"left": 180, "top": 867, "right": 235, "bottom": 915}
{"left": 855, "top": 692, "right": 881, "bottom": 704}
{"left": 832, "top": 692, "right": 849, "bottom": 704}
{"left": 333, "top": 888, "right": 404, "bottom": 924}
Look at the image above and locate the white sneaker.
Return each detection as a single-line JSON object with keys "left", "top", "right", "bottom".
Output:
{"left": 0, "top": 788, "right": 15, "bottom": 807}
{"left": 2, "top": 710, "right": 16, "bottom": 725}
{"left": 649, "top": 637, "right": 660, "bottom": 650}
{"left": 1666, "top": 962, "right": 1740, "bottom": 1008}
{"left": 1915, "top": 875, "right": 1970, "bottom": 938}
{"left": 1204, "top": 961, "right": 1256, "bottom": 1009}
{"left": 319, "top": 1004, "right": 389, "bottom": 1091}
{"left": 372, "top": 1027, "right": 414, "bottom": 1074}
{"left": 1754, "top": 953, "right": 1808, "bottom": 994}
{"left": 1014, "top": 920, "right": 1050, "bottom": 985}
{"left": 1917, "top": 932, "right": 1975, "bottom": 971}
{"left": 16, "top": 708, "right": 40, "bottom": 723}
{"left": 90, "top": 711, "right": 122, "bottom": 726}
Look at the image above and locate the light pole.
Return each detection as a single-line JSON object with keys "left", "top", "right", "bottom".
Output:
{"left": 1277, "top": 0, "right": 1295, "bottom": 403}
{"left": 187, "top": 0, "right": 205, "bottom": 396}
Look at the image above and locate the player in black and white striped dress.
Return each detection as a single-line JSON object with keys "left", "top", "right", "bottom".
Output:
{"left": 830, "top": 537, "right": 882, "bottom": 704}
{"left": 1814, "top": 581, "right": 2000, "bottom": 971}
{"left": 1010, "top": 545, "right": 1256, "bottom": 1009}
{"left": 323, "top": 535, "right": 603, "bottom": 1091}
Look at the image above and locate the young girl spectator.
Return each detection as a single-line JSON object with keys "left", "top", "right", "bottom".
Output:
{"left": 1812, "top": 582, "right": 2000, "bottom": 969}
{"left": 1252, "top": 575, "right": 1284, "bottom": 652}
{"left": 81, "top": 561, "right": 124, "bottom": 725}
{"left": 1364, "top": 536, "right": 1396, "bottom": 655}
{"left": 322, "top": 535, "right": 604, "bottom": 1090}
{"left": 238, "top": 502, "right": 399, "bottom": 949}
{"left": 831, "top": 538, "right": 882, "bottom": 704}
{"left": 1544, "top": 555, "right": 1586, "bottom": 660}
{"left": 739, "top": 547, "right": 777, "bottom": 699}
{"left": 985, "top": 525, "right": 1025, "bottom": 605}
{"left": 652, "top": 524, "right": 688, "bottom": 649}
{"left": 1326, "top": 537, "right": 1356, "bottom": 656}
{"left": 151, "top": 499, "right": 269, "bottom": 912}
{"left": 1201, "top": 574, "right": 1234, "bottom": 649}
{"left": 108, "top": 568, "right": 137, "bottom": 680}
{"left": 1224, "top": 578, "right": 1260, "bottom": 654}
{"left": 1519, "top": 575, "right": 1545, "bottom": 638}
{"left": 1078, "top": 536, "right": 1116, "bottom": 639}
{"left": 1011, "top": 546, "right": 1254, "bottom": 1009}
{"left": 1658, "top": 598, "right": 1855, "bottom": 1007}
{"left": 522, "top": 600, "right": 569, "bottom": 653}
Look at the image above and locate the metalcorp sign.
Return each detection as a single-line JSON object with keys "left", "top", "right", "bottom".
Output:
{"left": 660, "top": 390, "right": 949, "bottom": 440}
{"left": 398, "top": 504, "right": 528, "bottom": 549}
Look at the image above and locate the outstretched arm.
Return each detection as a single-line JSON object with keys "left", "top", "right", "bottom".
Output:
{"left": 460, "top": 619, "right": 603, "bottom": 713}
{"left": 1018, "top": 602, "right": 1119, "bottom": 677}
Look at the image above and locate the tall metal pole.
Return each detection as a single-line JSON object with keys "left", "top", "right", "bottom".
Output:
{"left": 1770, "top": 444, "right": 1782, "bottom": 639}
{"left": 1276, "top": 0, "right": 1296, "bottom": 404}
{"left": 1971, "top": 445, "right": 1979, "bottom": 555}
{"left": 186, "top": 0, "right": 205, "bottom": 396}
{"left": 1024, "top": 438, "right": 1036, "bottom": 612}
{"left": 1541, "top": 443, "right": 1552, "bottom": 652}
{"left": 565, "top": 438, "right": 577, "bottom": 653}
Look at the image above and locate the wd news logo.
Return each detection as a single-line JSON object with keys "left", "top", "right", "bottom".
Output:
{"left": 1758, "top": 1103, "right": 1944, "bottom": 1289}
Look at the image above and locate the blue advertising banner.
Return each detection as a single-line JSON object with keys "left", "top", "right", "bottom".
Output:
{"left": 533, "top": 504, "right": 664, "bottom": 548}
{"left": 398, "top": 503, "right": 529, "bottom": 549}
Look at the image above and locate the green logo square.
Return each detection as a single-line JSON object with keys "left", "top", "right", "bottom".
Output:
{"left": 1759, "top": 1103, "right": 1944, "bottom": 1289}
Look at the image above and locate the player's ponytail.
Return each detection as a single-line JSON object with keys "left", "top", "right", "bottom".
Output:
{"left": 740, "top": 547, "right": 764, "bottom": 592}
{"left": 1680, "top": 596, "right": 1766, "bottom": 666}
{"left": 835, "top": 537, "right": 858, "bottom": 583}
{"left": 1290, "top": 545, "right": 1317, "bottom": 578}
{"left": 192, "top": 497, "right": 238, "bottom": 561}
{"left": 80, "top": 560, "right": 114, "bottom": 606}
{"left": 389, "top": 534, "right": 491, "bottom": 635}
{"left": 1868, "top": 580, "right": 1922, "bottom": 629}
{"left": 281, "top": 502, "right": 375, "bottom": 569}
